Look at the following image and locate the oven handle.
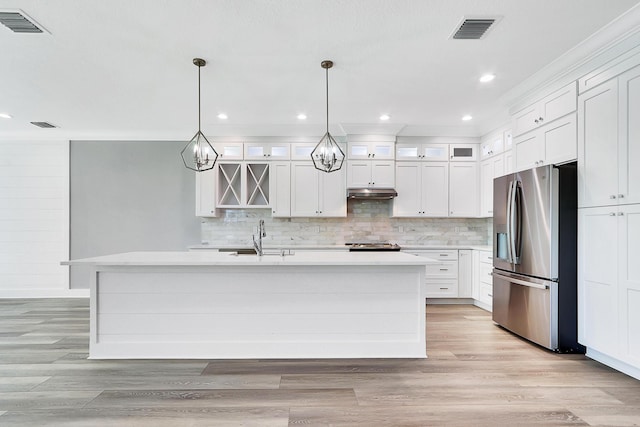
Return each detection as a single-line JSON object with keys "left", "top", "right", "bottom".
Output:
{"left": 492, "top": 271, "right": 550, "bottom": 290}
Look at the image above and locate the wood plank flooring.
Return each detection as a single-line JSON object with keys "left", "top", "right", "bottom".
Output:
{"left": 0, "top": 299, "right": 638, "bottom": 426}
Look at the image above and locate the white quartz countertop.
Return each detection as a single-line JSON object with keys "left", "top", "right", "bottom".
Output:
{"left": 190, "top": 244, "right": 493, "bottom": 251}
{"left": 63, "top": 251, "right": 435, "bottom": 267}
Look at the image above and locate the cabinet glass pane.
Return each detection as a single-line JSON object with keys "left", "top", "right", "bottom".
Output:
{"left": 374, "top": 145, "right": 392, "bottom": 156}
{"left": 294, "top": 146, "right": 313, "bottom": 157}
{"left": 223, "top": 146, "right": 242, "bottom": 157}
{"left": 351, "top": 145, "right": 368, "bottom": 156}
{"left": 397, "top": 147, "right": 418, "bottom": 157}
{"left": 424, "top": 147, "right": 446, "bottom": 158}
{"left": 452, "top": 147, "right": 473, "bottom": 158}
{"left": 271, "top": 146, "right": 288, "bottom": 157}
{"left": 247, "top": 146, "right": 264, "bottom": 157}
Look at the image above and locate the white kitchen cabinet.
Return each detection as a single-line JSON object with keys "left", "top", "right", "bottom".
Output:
{"left": 213, "top": 142, "right": 244, "bottom": 160}
{"left": 290, "top": 143, "right": 316, "bottom": 160}
{"left": 512, "top": 81, "right": 577, "bottom": 137}
{"left": 406, "top": 250, "right": 459, "bottom": 298}
{"left": 195, "top": 168, "right": 217, "bottom": 217}
{"left": 244, "top": 142, "right": 290, "bottom": 161}
{"left": 449, "top": 162, "right": 478, "bottom": 217}
{"left": 347, "top": 160, "right": 395, "bottom": 188}
{"left": 480, "top": 155, "right": 504, "bottom": 217}
{"left": 396, "top": 143, "right": 449, "bottom": 161}
{"left": 449, "top": 144, "right": 478, "bottom": 162}
{"left": 269, "top": 162, "right": 290, "bottom": 217}
{"left": 347, "top": 140, "right": 395, "bottom": 160}
{"left": 579, "top": 66, "right": 640, "bottom": 208}
{"left": 216, "top": 162, "right": 270, "bottom": 208}
{"left": 472, "top": 250, "right": 493, "bottom": 311}
{"left": 514, "top": 113, "right": 577, "bottom": 172}
{"left": 480, "top": 132, "right": 504, "bottom": 160}
{"left": 458, "top": 250, "right": 473, "bottom": 298}
{"left": 503, "top": 149, "right": 514, "bottom": 175}
{"left": 290, "top": 162, "right": 346, "bottom": 217}
{"left": 394, "top": 162, "right": 448, "bottom": 217}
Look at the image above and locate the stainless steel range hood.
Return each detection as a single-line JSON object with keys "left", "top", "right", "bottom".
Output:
{"left": 347, "top": 188, "right": 398, "bottom": 199}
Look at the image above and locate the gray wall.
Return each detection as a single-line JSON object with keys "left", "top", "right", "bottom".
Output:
{"left": 70, "top": 141, "right": 201, "bottom": 288}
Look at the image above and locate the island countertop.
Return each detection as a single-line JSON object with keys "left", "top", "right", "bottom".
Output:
{"left": 63, "top": 250, "right": 435, "bottom": 267}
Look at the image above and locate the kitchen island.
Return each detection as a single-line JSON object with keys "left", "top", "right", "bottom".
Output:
{"left": 64, "top": 251, "right": 430, "bottom": 359}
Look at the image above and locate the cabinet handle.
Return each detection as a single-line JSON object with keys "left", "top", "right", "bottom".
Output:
{"left": 538, "top": 117, "right": 544, "bottom": 122}
{"left": 534, "top": 119, "right": 539, "bottom": 124}
{"left": 439, "top": 287, "right": 449, "bottom": 290}
{"left": 372, "top": 153, "right": 375, "bottom": 158}
{"left": 610, "top": 195, "right": 617, "bottom": 199}
{"left": 488, "top": 272, "right": 492, "bottom": 276}
{"left": 488, "top": 293, "right": 493, "bottom": 297}
{"left": 618, "top": 212, "right": 624, "bottom": 216}
{"left": 539, "top": 160, "right": 544, "bottom": 164}
{"left": 367, "top": 153, "right": 371, "bottom": 158}
{"left": 439, "top": 268, "right": 449, "bottom": 271}
{"left": 440, "top": 254, "right": 448, "bottom": 257}
{"left": 372, "top": 182, "right": 375, "bottom": 185}
{"left": 609, "top": 212, "right": 616, "bottom": 216}
{"left": 619, "top": 194, "right": 625, "bottom": 198}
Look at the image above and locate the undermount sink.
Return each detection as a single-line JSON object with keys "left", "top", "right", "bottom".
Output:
{"left": 219, "top": 248, "right": 257, "bottom": 255}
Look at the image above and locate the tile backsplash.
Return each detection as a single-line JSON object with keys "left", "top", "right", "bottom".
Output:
{"left": 201, "top": 200, "right": 491, "bottom": 247}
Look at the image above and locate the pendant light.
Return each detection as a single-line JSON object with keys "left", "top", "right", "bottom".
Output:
{"left": 311, "top": 60, "right": 345, "bottom": 173}
{"left": 181, "top": 58, "right": 218, "bottom": 172}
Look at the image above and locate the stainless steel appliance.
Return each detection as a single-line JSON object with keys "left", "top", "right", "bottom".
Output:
{"left": 346, "top": 242, "right": 401, "bottom": 252}
{"left": 492, "top": 163, "right": 583, "bottom": 353}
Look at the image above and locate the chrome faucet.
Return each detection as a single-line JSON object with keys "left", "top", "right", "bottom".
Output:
{"left": 252, "top": 219, "right": 266, "bottom": 256}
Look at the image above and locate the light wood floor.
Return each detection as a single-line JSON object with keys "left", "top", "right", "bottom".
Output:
{"left": 0, "top": 299, "right": 638, "bottom": 426}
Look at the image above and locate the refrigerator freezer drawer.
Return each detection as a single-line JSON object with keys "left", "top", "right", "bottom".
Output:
{"left": 492, "top": 271, "right": 558, "bottom": 350}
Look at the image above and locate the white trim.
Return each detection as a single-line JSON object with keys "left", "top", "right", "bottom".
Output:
{"left": 586, "top": 347, "right": 640, "bottom": 381}
{"left": 0, "top": 289, "right": 89, "bottom": 298}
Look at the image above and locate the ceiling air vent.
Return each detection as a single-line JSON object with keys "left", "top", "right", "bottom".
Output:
{"left": 30, "top": 121, "right": 57, "bottom": 129}
{"left": 0, "top": 10, "right": 46, "bottom": 33}
{"left": 451, "top": 18, "right": 496, "bottom": 40}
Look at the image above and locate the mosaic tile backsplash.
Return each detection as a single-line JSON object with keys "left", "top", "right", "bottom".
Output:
{"left": 201, "top": 200, "right": 491, "bottom": 247}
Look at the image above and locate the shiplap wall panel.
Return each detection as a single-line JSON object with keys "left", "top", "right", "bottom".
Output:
{"left": 0, "top": 141, "right": 70, "bottom": 296}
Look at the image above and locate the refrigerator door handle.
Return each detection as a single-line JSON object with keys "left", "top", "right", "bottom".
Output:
{"left": 507, "top": 179, "right": 517, "bottom": 264}
{"left": 513, "top": 181, "right": 523, "bottom": 264}
{"left": 492, "top": 271, "right": 550, "bottom": 290}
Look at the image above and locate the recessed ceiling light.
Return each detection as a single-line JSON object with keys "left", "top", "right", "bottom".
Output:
{"left": 462, "top": 115, "right": 473, "bottom": 121}
{"left": 217, "top": 113, "right": 228, "bottom": 120}
{"left": 0, "top": 113, "right": 11, "bottom": 119}
{"left": 297, "top": 113, "right": 307, "bottom": 120}
{"left": 479, "top": 74, "right": 496, "bottom": 83}
{"left": 379, "top": 114, "right": 390, "bottom": 121}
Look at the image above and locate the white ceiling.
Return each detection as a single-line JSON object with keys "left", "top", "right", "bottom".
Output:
{"left": 0, "top": 0, "right": 639, "bottom": 140}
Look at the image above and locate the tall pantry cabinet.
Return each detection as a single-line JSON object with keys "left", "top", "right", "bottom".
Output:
{"left": 578, "top": 60, "right": 640, "bottom": 379}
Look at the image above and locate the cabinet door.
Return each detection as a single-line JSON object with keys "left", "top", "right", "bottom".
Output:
{"left": 195, "top": 168, "right": 217, "bottom": 217}
{"left": 618, "top": 204, "right": 640, "bottom": 366}
{"left": 348, "top": 142, "right": 371, "bottom": 159}
{"left": 449, "top": 162, "right": 478, "bottom": 217}
{"left": 217, "top": 163, "right": 242, "bottom": 206}
{"left": 270, "top": 162, "right": 290, "bottom": 217}
{"left": 290, "top": 162, "right": 319, "bottom": 216}
{"left": 319, "top": 167, "right": 346, "bottom": 217}
{"left": 578, "top": 79, "right": 619, "bottom": 208}
{"left": 422, "top": 163, "right": 449, "bottom": 217}
{"left": 458, "top": 250, "right": 473, "bottom": 298}
{"left": 290, "top": 143, "right": 315, "bottom": 161}
{"left": 503, "top": 150, "right": 514, "bottom": 175}
{"left": 514, "top": 131, "right": 542, "bottom": 172}
{"left": 543, "top": 113, "right": 577, "bottom": 166}
{"left": 396, "top": 143, "right": 421, "bottom": 161}
{"left": 393, "top": 162, "right": 422, "bottom": 217}
{"left": 214, "top": 143, "right": 244, "bottom": 160}
{"left": 423, "top": 144, "right": 449, "bottom": 161}
{"left": 578, "top": 207, "right": 619, "bottom": 353}
{"left": 540, "top": 81, "right": 577, "bottom": 124}
{"left": 480, "top": 159, "right": 494, "bottom": 217}
{"left": 619, "top": 66, "right": 640, "bottom": 205}
{"left": 370, "top": 142, "right": 395, "bottom": 160}
{"left": 371, "top": 161, "right": 395, "bottom": 188}
{"left": 245, "top": 163, "right": 270, "bottom": 207}
{"left": 449, "top": 144, "right": 477, "bottom": 161}
{"left": 347, "top": 161, "right": 372, "bottom": 187}
{"left": 513, "top": 104, "right": 540, "bottom": 137}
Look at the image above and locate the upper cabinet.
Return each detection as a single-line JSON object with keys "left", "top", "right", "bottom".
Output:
{"left": 449, "top": 162, "right": 479, "bottom": 217}
{"left": 514, "top": 113, "right": 577, "bottom": 171}
{"left": 396, "top": 143, "right": 449, "bottom": 161}
{"left": 244, "top": 142, "right": 290, "bottom": 161}
{"left": 449, "top": 144, "right": 478, "bottom": 162}
{"left": 512, "top": 82, "right": 577, "bottom": 137}
{"left": 480, "top": 133, "right": 504, "bottom": 160}
{"left": 290, "top": 162, "right": 346, "bottom": 217}
{"left": 195, "top": 168, "right": 217, "bottom": 217}
{"left": 578, "top": 65, "right": 640, "bottom": 208}
{"left": 347, "top": 139, "right": 395, "bottom": 160}
{"left": 216, "top": 162, "right": 270, "bottom": 208}
{"left": 213, "top": 142, "right": 244, "bottom": 160}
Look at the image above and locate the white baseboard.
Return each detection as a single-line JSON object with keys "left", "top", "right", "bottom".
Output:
{"left": 0, "top": 289, "right": 89, "bottom": 298}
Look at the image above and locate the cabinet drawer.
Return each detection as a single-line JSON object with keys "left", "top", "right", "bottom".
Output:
{"left": 423, "top": 250, "right": 459, "bottom": 261}
{"left": 479, "top": 251, "right": 493, "bottom": 264}
{"left": 425, "top": 262, "right": 458, "bottom": 278}
{"left": 479, "top": 283, "right": 493, "bottom": 306}
{"left": 479, "top": 263, "right": 493, "bottom": 285}
{"left": 426, "top": 281, "right": 459, "bottom": 298}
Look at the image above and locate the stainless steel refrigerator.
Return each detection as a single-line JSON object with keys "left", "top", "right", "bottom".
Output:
{"left": 492, "top": 162, "right": 584, "bottom": 353}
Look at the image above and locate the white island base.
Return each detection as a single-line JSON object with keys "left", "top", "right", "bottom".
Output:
{"left": 65, "top": 251, "right": 428, "bottom": 359}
